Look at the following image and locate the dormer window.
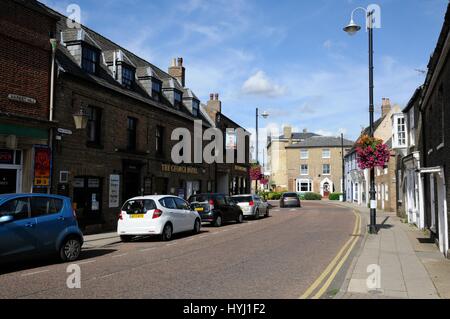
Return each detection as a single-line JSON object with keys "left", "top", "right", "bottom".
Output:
{"left": 192, "top": 100, "right": 200, "bottom": 117}
{"left": 82, "top": 45, "right": 100, "bottom": 75}
{"left": 152, "top": 81, "right": 162, "bottom": 101}
{"left": 392, "top": 114, "right": 407, "bottom": 148}
{"left": 174, "top": 91, "right": 183, "bottom": 108}
{"left": 122, "top": 65, "right": 135, "bottom": 89}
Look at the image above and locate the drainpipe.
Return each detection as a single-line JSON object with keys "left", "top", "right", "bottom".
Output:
{"left": 48, "top": 38, "right": 58, "bottom": 194}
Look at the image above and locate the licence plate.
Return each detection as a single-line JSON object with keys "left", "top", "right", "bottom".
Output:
{"left": 130, "top": 214, "right": 144, "bottom": 219}
{"left": 195, "top": 207, "right": 204, "bottom": 212}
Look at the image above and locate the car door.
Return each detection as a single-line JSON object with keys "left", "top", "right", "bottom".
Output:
{"left": 160, "top": 197, "right": 183, "bottom": 233}
{"left": 31, "top": 196, "right": 68, "bottom": 253}
{"left": 174, "top": 197, "right": 193, "bottom": 231}
{"left": 225, "top": 196, "right": 238, "bottom": 221}
{"left": 0, "top": 197, "right": 38, "bottom": 259}
{"left": 215, "top": 195, "right": 230, "bottom": 221}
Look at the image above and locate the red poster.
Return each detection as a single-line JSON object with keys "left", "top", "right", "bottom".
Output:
{"left": 34, "top": 147, "right": 51, "bottom": 187}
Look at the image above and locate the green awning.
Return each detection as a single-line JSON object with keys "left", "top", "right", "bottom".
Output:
{"left": 0, "top": 123, "right": 48, "bottom": 139}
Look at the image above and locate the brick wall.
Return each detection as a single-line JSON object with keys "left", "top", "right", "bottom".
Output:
{"left": 0, "top": 0, "right": 56, "bottom": 120}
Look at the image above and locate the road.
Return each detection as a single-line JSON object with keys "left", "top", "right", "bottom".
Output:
{"left": 0, "top": 201, "right": 359, "bottom": 299}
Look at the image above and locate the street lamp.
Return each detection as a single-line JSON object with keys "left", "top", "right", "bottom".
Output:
{"left": 344, "top": 6, "right": 378, "bottom": 234}
{"left": 73, "top": 106, "right": 88, "bottom": 130}
{"left": 255, "top": 108, "right": 269, "bottom": 193}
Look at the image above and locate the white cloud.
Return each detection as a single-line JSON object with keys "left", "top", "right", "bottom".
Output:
{"left": 242, "top": 71, "right": 287, "bottom": 98}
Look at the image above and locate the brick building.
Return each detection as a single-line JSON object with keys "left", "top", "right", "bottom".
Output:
{"left": 420, "top": 3, "right": 450, "bottom": 257}
{"left": 0, "top": 0, "right": 59, "bottom": 194}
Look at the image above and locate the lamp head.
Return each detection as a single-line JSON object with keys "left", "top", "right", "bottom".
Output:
{"left": 261, "top": 111, "right": 269, "bottom": 119}
{"left": 343, "top": 19, "right": 361, "bottom": 36}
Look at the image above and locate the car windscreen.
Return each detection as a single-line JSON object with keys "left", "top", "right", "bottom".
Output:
{"left": 121, "top": 199, "right": 156, "bottom": 214}
{"left": 283, "top": 193, "right": 298, "bottom": 198}
{"left": 233, "top": 196, "right": 253, "bottom": 203}
{"left": 189, "top": 195, "right": 209, "bottom": 203}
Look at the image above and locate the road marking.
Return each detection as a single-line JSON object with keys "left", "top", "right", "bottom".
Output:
{"left": 311, "top": 212, "right": 361, "bottom": 299}
{"left": 111, "top": 253, "right": 128, "bottom": 258}
{"left": 100, "top": 273, "right": 115, "bottom": 279}
{"left": 300, "top": 210, "right": 361, "bottom": 299}
{"left": 199, "top": 235, "right": 208, "bottom": 239}
{"left": 78, "top": 260, "right": 96, "bottom": 265}
{"left": 140, "top": 247, "right": 156, "bottom": 252}
{"left": 290, "top": 209, "right": 296, "bottom": 211}
{"left": 166, "top": 242, "right": 177, "bottom": 247}
{"left": 185, "top": 237, "right": 195, "bottom": 241}
{"left": 21, "top": 269, "right": 50, "bottom": 277}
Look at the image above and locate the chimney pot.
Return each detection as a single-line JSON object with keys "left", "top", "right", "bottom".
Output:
{"left": 178, "top": 57, "right": 183, "bottom": 66}
{"left": 210, "top": 93, "right": 214, "bottom": 100}
{"left": 215, "top": 93, "right": 219, "bottom": 101}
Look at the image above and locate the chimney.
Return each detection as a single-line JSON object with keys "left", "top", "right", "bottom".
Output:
{"left": 205, "top": 93, "right": 222, "bottom": 123}
{"left": 303, "top": 128, "right": 308, "bottom": 133}
{"left": 283, "top": 126, "right": 292, "bottom": 143}
{"left": 381, "top": 98, "right": 391, "bottom": 117}
{"left": 168, "top": 57, "right": 186, "bottom": 87}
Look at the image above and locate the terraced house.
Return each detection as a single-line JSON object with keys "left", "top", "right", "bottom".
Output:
{"left": 267, "top": 126, "right": 353, "bottom": 197}
{"left": 29, "top": 4, "right": 251, "bottom": 233}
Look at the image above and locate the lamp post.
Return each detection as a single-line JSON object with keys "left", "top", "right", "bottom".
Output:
{"left": 255, "top": 108, "right": 269, "bottom": 193}
{"left": 344, "top": 7, "right": 378, "bottom": 234}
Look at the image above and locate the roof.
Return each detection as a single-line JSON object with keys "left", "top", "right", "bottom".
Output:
{"left": 278, "top": 132, "right": 319, "bottom": 140}
{"left": 403, "top": 87, "right": 423, "bottom": 113}
{"left": 286, "top": 136, "right": 354, "bottom": 148}
{"left": 40, "top": 3, "right": 211, "bottom": 125}
{"left": 13, "top": 0, "right": 61, "bottom": 20}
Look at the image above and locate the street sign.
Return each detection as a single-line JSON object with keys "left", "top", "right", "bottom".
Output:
{"left": 57, "top": 128, "right": 73, "bottom": 135}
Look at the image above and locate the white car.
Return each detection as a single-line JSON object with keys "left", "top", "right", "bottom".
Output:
{"left": 117, "top": 195, "right": 201, "bottom": 242}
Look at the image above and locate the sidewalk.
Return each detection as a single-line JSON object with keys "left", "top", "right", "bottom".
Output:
{"left": 82, "top": 232, "right": 120, "bottom": 249}
{"left": 333, "top": 201, "right": 450, "bottom": 299}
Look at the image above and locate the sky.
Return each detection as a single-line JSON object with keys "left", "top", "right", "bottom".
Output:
{"left": 41, "top": 0, "right": 448, "bottom": 162}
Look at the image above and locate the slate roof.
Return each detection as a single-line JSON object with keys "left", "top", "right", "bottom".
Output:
{"left": 40, "top": 3, "right": 211, "bottom": 125}
{"left": 286, "top": 136, "right": 354, "bottom": 148}
{"left": 278, "top": 132, "right": 319, "bottom": 140}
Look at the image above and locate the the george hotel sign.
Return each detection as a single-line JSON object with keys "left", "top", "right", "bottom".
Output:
{"left": 161, "top": 164, "right": 199, "bottom": 175}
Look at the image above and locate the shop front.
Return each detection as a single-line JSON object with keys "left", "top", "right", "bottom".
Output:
{"left": 0, "top": 149, "right": 23, "bottom": 194}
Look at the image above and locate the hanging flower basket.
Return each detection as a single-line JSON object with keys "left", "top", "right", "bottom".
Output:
{"left": 249, "top": 164, "right": 262, "bottom": 181}
{"left": 355, "top": 135, "right": 390, "bottom": 170}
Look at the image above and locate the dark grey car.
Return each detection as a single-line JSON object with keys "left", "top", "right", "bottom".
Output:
{"left": 280, "top": 192, "right": 301, "bottom": 208}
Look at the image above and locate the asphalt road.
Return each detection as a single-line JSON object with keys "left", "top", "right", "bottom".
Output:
{"left": 0, "top": 201, "right": 357, "bottom": 299}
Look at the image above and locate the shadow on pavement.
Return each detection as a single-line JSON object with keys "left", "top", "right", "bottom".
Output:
{"left": 0, "top": 248, "right": 117, "bottom": 275}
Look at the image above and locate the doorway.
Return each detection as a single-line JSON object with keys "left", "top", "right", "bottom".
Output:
{"left": 0, "top": 169, "right": 17, "bottom": 194}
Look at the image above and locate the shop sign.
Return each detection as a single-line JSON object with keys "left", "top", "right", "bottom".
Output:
{"left": 109, "top": 175, "right": 120, "bottom": 208}
{"left": 88, "top": 178, "right": 100, "bottom": 188}
{"left": 0, "top": 149, "right": 14, "bottom": 165}
{"left": 73, "top": 178, "right": 84, "bottom": 188}
{"left": 226, "top": 130, "right": 237, "bottom": 150}
{"left": 161, "top": 164, "right": 199, "bottom": 175}
{"left": 234, "top": 165, "right": 248, "bottom": 173}
{"left": 33, "top": 146, "right": 51, "bottom": 187}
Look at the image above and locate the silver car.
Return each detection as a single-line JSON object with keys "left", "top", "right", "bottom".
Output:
{"left": 232, "top": 194, "right": 270, "bottom": 219}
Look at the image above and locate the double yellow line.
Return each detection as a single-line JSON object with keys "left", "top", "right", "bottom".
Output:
{"left": 300, "top": 210, "right": 361, "bottom": 299}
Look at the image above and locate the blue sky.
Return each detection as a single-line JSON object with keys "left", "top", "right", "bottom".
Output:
{"left": 42, "top": 0, "right": 447, "bottom": 159}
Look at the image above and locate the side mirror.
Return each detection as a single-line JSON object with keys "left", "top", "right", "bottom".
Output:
{"left": 0, "top": 215, "right": 14, "bottom": 224}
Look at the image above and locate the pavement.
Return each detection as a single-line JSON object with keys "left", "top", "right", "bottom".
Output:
{"left": 0, "top": 201, "right": 358, "bottom": 299}
{"left": 333, "top": 201, "right": 450, "bottom": 299}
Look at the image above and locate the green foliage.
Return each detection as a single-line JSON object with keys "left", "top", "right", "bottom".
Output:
{"left": 303, "top": 192, "right": 322, "bottom": 200}
{"left": 328, "top": 193, "right": 343, "bottom": 201}
{"left": 267, "top": 192, "right": 282, "bottom": 200}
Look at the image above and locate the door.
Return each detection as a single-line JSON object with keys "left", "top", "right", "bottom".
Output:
{"left": 323, "top": 182, "right": 330, "bottom": 197}
{"left": 159, "top": 197, "right": 183, "bottom": 233}
{"left": 0, "top": 169, "right": 17, "bottom": 194}
{"left": 215, "top": 195, "right": 230, "bottom": 221}
{"left": 123, "top": 172, "right": 140, "bottom": 201}
{"left": 31, "top": 196, "right": 68, "bottom": 253}
{"left": 73, "top": 177, "right": 103, "bottom": 224}
{"left": 0, "top": 197, "right": 38, "bottom": 259}
{"left": 174, "top": 197, "right": 193, "bottom": 231}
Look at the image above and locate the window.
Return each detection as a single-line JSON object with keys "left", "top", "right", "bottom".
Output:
{"left": 438, "top": 85, "right": 444, "bottom": 145}
{"left": 159, "top": 197, "right": 177, "bottom": 209}
{"left": 152, "top": 80, "right": 162, "bottom": 101}
{"left": 156, "top": 126, "right": 164, "bottom": 155}
{"left": 409, "top": 109, "right": 415, "bottom": 146}
{"left": 30, "top": 197, "right": 63, "bottom": 217}
{"left": 397, "top": 117, "right": 406, "bottom": 146}
{"left": 323, "top": 164, "right": 331, "bottom": 175}
{"left": 298, "top": 180, "right": 312, "bottom": 193}
{"left": 215, "top": 195, "right": 226, "bottom": 206}
{"left": 174, "top": 198, "right": 190, "bottom": 210}
{"left": 127, "top": 117, "right": 137, "bottom": 151}
{"left": 174, "top": 91, "right": 183, "bottom": 108}
{"left": 122, "top": 66, "right": 135, "bottom": 89}
{"left": 322, "top": 149, "right": 331, "bottom": 159}
{"left": 301, "top": 164, "right": 308, "bottom": 175}
{"left": 122, "top": 199, "right": 156, "bottom": 214}
{"left": 0, "top": 197, "right": 29, "bottom": 220}
{"left": 300, "top": 149, "right": 309, "bottom": 159}
{"left": 86, "top": 106, "right": 102, "bottom": 145}
{"left": 192, "top": 100, "right": 200, "bottom": 117}
{"left": 81, "top": 46, "right": 99, "bottom": 75}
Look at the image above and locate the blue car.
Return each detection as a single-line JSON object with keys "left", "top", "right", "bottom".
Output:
{"left": 0, "top": 194, "right": 84, "bottom": 263}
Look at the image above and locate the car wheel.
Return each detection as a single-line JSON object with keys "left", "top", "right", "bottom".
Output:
{"left": 161, "top": 223, "right": 173, "bottom": 241}
{"left": 120, "top": 235, "right": 134, "bottom": 242}
{"left": 193, "top": 219, "right": 201, "bottom": 234}
{"left": 59, "top": 237, "right": 82, "bottom": 262}
{"left": 214, "top": 215, "right": 223, "bottom": 227}
{"left": 236, "top": 213, "right": 244, "bottom": 224}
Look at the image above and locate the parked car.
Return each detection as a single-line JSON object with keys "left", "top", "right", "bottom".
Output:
{"left": 280, "top": 192, "right": 302, "bottom": 208}
{"left": 0, "top": 193, "right": 84, "bottom": 264}
{"left": 118, "top": 195, "right": 201, "bottom": 242}
{"left": 232, "top": 194, "right": 270, "bottom": 219}
{"left": 188, "top": 193, "right": 244, "bottom": 227}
